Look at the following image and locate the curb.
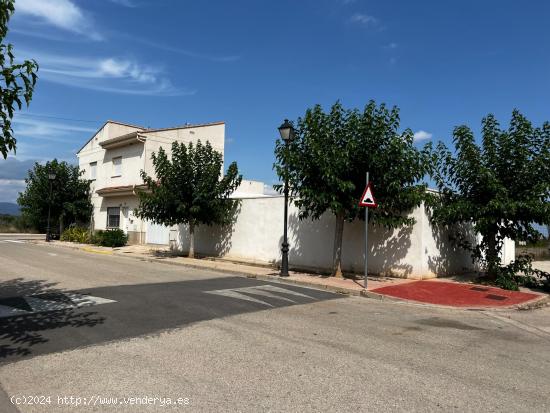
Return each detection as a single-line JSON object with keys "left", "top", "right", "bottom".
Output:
{"left": 31, "top": 240, "right": 549, "bottom": 311}
{"left": 115, "top": 254, "right": 362, "bottom": 296}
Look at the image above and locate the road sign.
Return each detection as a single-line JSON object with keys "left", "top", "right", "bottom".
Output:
{"left": 359, "top": 182, "right": 377, "bottom": 208}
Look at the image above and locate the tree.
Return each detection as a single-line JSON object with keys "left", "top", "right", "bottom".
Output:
{"left": 0, "top": 0, "right": 39, "bottom": 158}
{"left": 427, "top": 110, "right": 550, "bottom": 279}
{"left": 274, "top": 101, "right": 428, "bottom": 277}
{"left": 135, "top": 140, "right": 242, "bottom": 258}
{"left": 18, "top": 160, "right": 93, "bottom": 233}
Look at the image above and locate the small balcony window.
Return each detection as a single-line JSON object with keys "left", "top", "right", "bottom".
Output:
{"left": 90, "top": 162, "right": 97, "bottom": 180}
{"left": 112, "top": 156, "right": 122, "bottom": 177}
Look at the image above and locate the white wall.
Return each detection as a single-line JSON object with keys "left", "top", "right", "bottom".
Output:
{"left": 173, "top": 197, "right": 512, "bottom": 278}
{"left": 143, "top": 123, "right": 225, "bottom": 177}
{"left": 93, "top": 195, "right": 141, "bottom": 232}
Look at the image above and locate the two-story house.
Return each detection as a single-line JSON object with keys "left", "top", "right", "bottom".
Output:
{"left": 77, "top": 120, "right": 225, "bottom": 245}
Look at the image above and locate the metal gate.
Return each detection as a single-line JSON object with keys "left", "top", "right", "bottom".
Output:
{"left": 146, "top": 221, "right": 170, "bottom": 245}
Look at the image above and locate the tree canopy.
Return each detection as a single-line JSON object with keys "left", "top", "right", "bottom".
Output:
{"left": 274, "top": 101, "right": 428, "bottom": 276}
{"left": 17, "top": 160, "right": 92, "bottom": 233}
{"left": 135, "top": 140, "right": 242, "bottom": 258}
{"left": 427, "top": 110, "right": 550, "bottom": 279}
{"left": 0, "top": 0, "right": 39, "bottom": 158}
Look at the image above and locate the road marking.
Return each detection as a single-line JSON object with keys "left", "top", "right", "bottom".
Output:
{"left": 205, "top": 284, "right": 317, "bottom": 307}
{"left": 254, "top": 285, "right": 316, "bottom": 299}
{"left": 80, "top": 247, "right": 113, "bottom": 255}
{"left": 206, "top": 289, "right": 274, "bottom": 307}
{"left": 48, "top": 252, "right": 58, "bottom": 256}
{"left": 0, "top": 292, "right": 116, "bottom": 319}
{"left": 0, "top": 240, "right": 25, "bottom": 244}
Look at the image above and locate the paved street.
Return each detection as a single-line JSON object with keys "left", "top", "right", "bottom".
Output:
{"left": 0, "top": 240, "right": 549, "bottom": 412}
{"left": 0, "top": 234, "right": 44, "bottom": 242}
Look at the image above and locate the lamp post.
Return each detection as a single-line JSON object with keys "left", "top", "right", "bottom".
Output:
{"left": 45, "top": 171, "right": 56, "bottom": 242}
{"left": 278, "top": 119, "right": 295, "bottom": 277}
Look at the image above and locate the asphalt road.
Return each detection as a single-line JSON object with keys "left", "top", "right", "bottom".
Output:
{"left": 0, "top": 233, "right": 44, "bottom": 242}
{"left": 0, "top": 239, "right": 549, "bottom": 412}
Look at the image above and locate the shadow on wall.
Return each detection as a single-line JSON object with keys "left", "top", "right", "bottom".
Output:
{"left": 0, "top": 278, "right": 105, "bottom": 359}
{"left": 286, "top": 211, "right": 415, "bottom": 277}
{"left": 285, "top": 211, "right": 334, "bottom": 273}
{"left": 175, "top": 201, "right": 242, "bottom": 257}
{"left": 369, "top": 224, "right": 414, "bottom": 278}
{"left": 428, "top": 220, "right": 477, "bottom": 276}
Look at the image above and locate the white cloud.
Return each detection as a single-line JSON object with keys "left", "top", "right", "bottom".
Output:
{"left": 19, "top": 50, "right": 192, "bottom": 96}
{"left": 0, "top": 179, "right": 26, "bottom": 203}
{"left": 128, "top": 35, "right": 241, "bottom": 63}
{"left": 15, "top": 0, "right": 101, "bottom": 40}
{"left": 413, "top": 130, "right": 433, "bottom": 142}
{"left": 350, "top": 13, "right": 378, "bottom": 26}
{"left": 13, "top": 117, "right": 97, "bottom": 143}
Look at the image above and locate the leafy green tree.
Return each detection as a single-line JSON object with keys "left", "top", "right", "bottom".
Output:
{"left": 0, "top": 0, "right": 39, "bottom": 158}
{"left": 274, "top": 101, "right": 428, "bottom": 277}
{"left": 18, "top": 160, "right": 93, "bottom": 233}
{"left": 135, "top": 140, "right": 242, "bottom": 258}
{"left": 427, "top": 110, "right": 550, "bottom": 279}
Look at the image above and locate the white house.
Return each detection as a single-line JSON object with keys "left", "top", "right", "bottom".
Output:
{"left": 77, "top": 120, "right": 227, "bottom": 245}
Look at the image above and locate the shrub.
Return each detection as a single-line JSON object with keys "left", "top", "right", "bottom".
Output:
{"left": 495, "top": 254, "right": 550, "bottom": 292}
{"left": 92, "top": 229, "right": 127, "bottom": 247}
{"left": 60, "top": 226, "right": 90, "bottom": 243}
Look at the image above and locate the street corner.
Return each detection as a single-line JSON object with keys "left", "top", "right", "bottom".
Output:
{"left": 370, "top": 280, "right": 546, "bottom": 309}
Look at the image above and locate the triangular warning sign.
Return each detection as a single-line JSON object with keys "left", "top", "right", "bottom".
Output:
{"left": 359, "top": 182, "right": 377, "bottom": 207}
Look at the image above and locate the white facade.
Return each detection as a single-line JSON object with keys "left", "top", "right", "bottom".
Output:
{"left": 174, "top": 197, "right": 515, "bottom": 279}
{"left": 77, "top": 120, "right": 226, "bottom": 244}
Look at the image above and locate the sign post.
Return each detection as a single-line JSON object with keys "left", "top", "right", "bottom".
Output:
{"left": 365, "top": 172, "right": 369, "bottom": 288}
{"left": 358, "top": 173, "right": 377, "bottom": 289}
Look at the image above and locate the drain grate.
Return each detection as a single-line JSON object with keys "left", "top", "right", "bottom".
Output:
{"left": 486, "top": 294, "right": 507, "bottom": 301}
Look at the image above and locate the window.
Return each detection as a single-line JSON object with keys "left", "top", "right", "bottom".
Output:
{"left": 107, "top": 207, "right": 120, "bottom": 228}
{"left": 112, "top": 156, "right": 122, "bottom": 177}
{"left": 90, "top": 162, "right": 97, "bottom": 180}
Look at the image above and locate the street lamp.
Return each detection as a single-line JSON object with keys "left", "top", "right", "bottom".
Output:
{"left": 45, "top": 171, "right": 56, "bottom": 242}
{"left": 278, "top": 119, "right": 295, "bottom": 277}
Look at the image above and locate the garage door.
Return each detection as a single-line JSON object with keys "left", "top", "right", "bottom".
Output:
{"left": 146, "top": 221, "right": 170, "bottom": 245}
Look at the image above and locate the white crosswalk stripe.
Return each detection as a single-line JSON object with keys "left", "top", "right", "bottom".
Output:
{"left": 0, "top": 293, "right": 117, "bottom": 319}
{"left": 205, "top": 284, "right": 317, "bottom": 307}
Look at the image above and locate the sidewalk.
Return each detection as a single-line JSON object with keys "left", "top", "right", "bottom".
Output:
{"left": 34, "top": 241, "right": 549, "bottom": 310}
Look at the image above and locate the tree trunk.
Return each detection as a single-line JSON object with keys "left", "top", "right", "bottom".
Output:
{"left": 188, "top": 222, "right": 195, "bottom": 258}
{"left": 332, "top": 212, "right": 345, "bottom": 278}
{"left": 59, "top": 216, "right": 64, "bottom": 237}
{"left": 485, "top": 232, "right": 499, "bottom": 279}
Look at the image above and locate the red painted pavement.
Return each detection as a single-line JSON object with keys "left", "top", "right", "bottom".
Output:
{"left": 371, "top": 280, "right": 541, "bottom": 308}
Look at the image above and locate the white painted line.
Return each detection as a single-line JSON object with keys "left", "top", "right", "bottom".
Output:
{"left": 0, "top": 293, "right": 117, "bottom": 319}
{"left": 206, "top": 289, "right": 274, "bottom": 307}
{"left": 25, "top": 297, "right": 74, "bottom": 312}
{"left": 65, "top": 293, "right": 117, "bottom": 307}
{"left": 235, "top": 287, "right": 297, "bottom": 303}
{"left": 48, "top": 253, "right": 58, "bottom": 256}
{"left": 255, "top": 285, "right": 317, "bottom": 300}
{"left": 0, "top": 304, "right": 29, "bottom": 318}
{"left": 4, "top": 240, "right": 24, "bottom": 244}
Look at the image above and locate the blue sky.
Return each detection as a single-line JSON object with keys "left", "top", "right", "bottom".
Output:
{"left": 1, "top": 0, "right": 550, "bottom": 207}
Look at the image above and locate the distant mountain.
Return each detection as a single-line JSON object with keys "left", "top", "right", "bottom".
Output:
{"left": 0, "top": 202, "right": 20, "bottom": 215}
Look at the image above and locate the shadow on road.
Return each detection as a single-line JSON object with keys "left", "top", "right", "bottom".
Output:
{"left": 0, "top": 278, "right": 105, "bottom": 359}
{"left": 0, "top": 276, "right": 341, "bottom": 364}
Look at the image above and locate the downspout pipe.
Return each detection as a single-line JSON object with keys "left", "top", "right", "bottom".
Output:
{"left": 136, "top": 133, "right": 147, "bottom": 244}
